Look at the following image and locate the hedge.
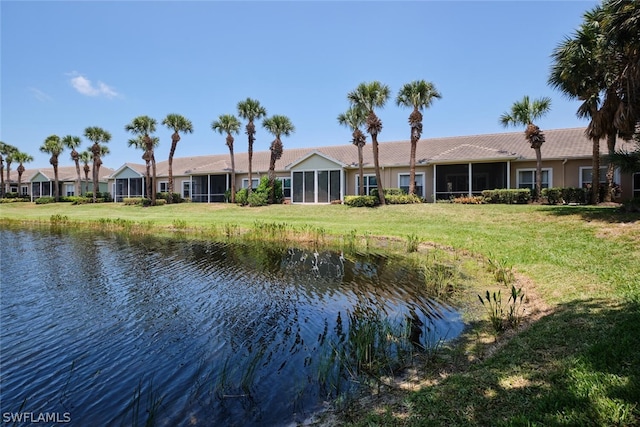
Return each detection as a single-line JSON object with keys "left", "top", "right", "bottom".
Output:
{"left": 481, "top": 189, "right": 531, "bottom": 204}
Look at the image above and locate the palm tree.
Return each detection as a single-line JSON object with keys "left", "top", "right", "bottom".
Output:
{"left": 347, "top": 81, "right": 391, "bottom": 205}
{"left": 127, "top": 134, "right": 159, "bottom": 202}
{"left": 1, "top": 142, "right": 18, "bottom": 197}
{"left": 548, "top": 2, "right": 637, "bottom": 203}
{"left": 237, "top": 98, "right": 267, "bottom": 195}
{"left": 62, "top": 135, "right": 83, "bottom": 196}
{"left": 161, "top": 114, "right": 193, "bottom": 202}
{"left": 396, "top": 80, "right": 442, "bottom": 196}
{"left": 337, "top": 107, "right": 368, "bottom": 195}
{"left": 84, "top": 126, "right": 111, "bottom": 203}
{"left": 125, "top": 116, "right": 158, "bottom": 205}
{"left": 262, "top": 115, "right": 295, "bottom": 204}
{"left": 14, "top": 151, "right": 34, "bottom": 197}
{"left": 79, "top": 150, "right": 92, "bottom": 194}
{"left": 212, "top": 114, "right": 242, "bottom": 203}
{"left": 499, "top": 96, "right": 552, "bottom": 200}
{"left": 39, "top": 135, "right": 64, "bottom": 201}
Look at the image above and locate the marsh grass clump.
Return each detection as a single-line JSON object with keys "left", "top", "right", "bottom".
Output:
{"left": 487, "top": 254, "right": 515, "bottom": 285}
{"left": 50, "top": 214, "right": 68, "bottom": 224}
{"left": 172, "top": 219, "right": 187, "bottom": 230}
{"left": 406, "top": 233, "right": 421, "bottom": 253}
{"left": 479, "top": 285, "right": 526, "bottom": 335}
{"left": 123, "top": 378, "right": 165, "bottom": 427}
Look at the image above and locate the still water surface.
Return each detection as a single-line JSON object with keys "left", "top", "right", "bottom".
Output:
{"left": 0, "top": 227, "right": 464, "bottom": 426}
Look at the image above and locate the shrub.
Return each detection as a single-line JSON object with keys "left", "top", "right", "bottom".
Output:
{"left": 84, "top": 191, "right": 113, "bottom": 202}
{"left": 123, "top": 197, "right": 144, "bottom": 206}
{"left": 482, "top": 189, "right": 531, "bottom": 204}
{"left": 621, "top": 197, "right": 640, "bottom": 213}
{"left": 386, "top": 194, "right": 423, "bottom": 204}
{"left": 158, "top": 192, "right": 183, "bottom": 203}
{"left": 541, "top": 187, "right": 563, "bottom": 205}
{"left": 452, "top": 195, "right": 485, "bottom": 204}
{"left": 247, "top": 191, "right": 268, "bottom": 207}
{"left": 344, "top": 195, "right": 378, "bottom": 207}
{"left": 35, "top": 196, "right": 56, "bottom": 204}
{"left": 235, "top": 188, "right": 248, "bottom": 206}
{"left": 560, "top": 187, "right": 589, "bottom": 204}
{"left": 153, "top": 199, "right": 167, "bottom": 206}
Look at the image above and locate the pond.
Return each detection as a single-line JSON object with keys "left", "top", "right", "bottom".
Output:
{"left": 0, "top": 226, "right": 465, "bottom": 426}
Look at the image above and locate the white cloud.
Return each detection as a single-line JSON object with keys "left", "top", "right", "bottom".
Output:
{"left": 28, "top": 87, "right": 52, "bottom": 102}
{"left": 68, "top": 72, "right": 119, "bottom": 98}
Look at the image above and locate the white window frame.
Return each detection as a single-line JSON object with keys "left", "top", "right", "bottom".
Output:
{"left": 355, "top": 174, "right": 378, "bottom": 195}
{"left": 182, "top": 181, "right": 191, "bottom": 199}
{"left": 21, "top": 185, "right": 29, "bottom": 196}
{"left": 516, "top": 168, "right": 552, "bottom": 189}
{"left": 159, "top": 181, "right": 169, "bottom": 193}
{"left": 65, "top": 184, "right": 75, "bottom": 197}
{"left": 242, "top": 178, "right": 260, "bottom": 189}
{"left": 277, "top": 176, "right": 292, "bottom": 199}
{"left": 632, "top": 172, "right": 640, "bottom": 198}
{"left": 398, "top": 172, "right": 425, "bottom": 198}
{"left": 579, "top": 166, "right": 618, "bottom": 187}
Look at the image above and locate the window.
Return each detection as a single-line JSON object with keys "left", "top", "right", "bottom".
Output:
{"left": 399, "top": 173, "right": 424, "bottom": 197}
{"left": 65, "top": 184, "right": 75, "bottom": 197}
{"left": 242, "top": 178, "right": 260, "bottom": 189}
{"left": 159, "top": 181, "right": 169, "bottom": 193}
{"left": 183, "top": 181, "right": 190, "bottom": 198}
{"left": 517, "top": 168, "right": 551, "bottom": 190}
{"left": 633, "top": 173, "right": 640, "bottom": 198}
{"left": 355, "top": 175, "right": 377, "bottom": 195}
{"left": 278, "top": 177, "right": 291, "bottom": 198}
{"left": 292, "top": 170, "right": 341, "bottom": 203}
{"left": 21, "top": 185, "right": 29, "bottom": 196}
{"left": 580, "top": 166, "right": 608, "bottom": 187}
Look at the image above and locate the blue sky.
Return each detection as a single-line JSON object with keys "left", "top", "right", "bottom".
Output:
{"left": 1, "top": 1, "right": 599, "bottom": 169}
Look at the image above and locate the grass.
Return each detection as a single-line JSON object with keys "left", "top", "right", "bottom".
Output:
{"left": 1, "top": 201, "right": 639, "bottom": 425}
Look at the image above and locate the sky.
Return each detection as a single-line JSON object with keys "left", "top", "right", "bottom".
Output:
{"left": 1, "top": 0, "right": 600, "bottom": 170}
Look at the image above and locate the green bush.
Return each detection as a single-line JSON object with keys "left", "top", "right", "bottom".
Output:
{"left": 158, "top": 192, "right": 183, "bottom": 203}
{"left": 541, "top": 187, "right": 563, "bottom": 205}
{"left": 59, "top": 196, "right": 90, "bottom": 204}
{"left": 452, "top": 195, "right": 486, "bottom": 204}
{"left": 35, "top": 196, "right": 56, "bottom": 204}
{"left": 235, "top": 188, "right": 248, "bottom": 206}
{"left": 385, "top": 194, "right": 423, "bottom": 204}
{"left": 123, "top": 197, "right": 143, "bottom": 205}
{"left": 84, "top": 191, "right": 113, "bottom": 202}
{"left": 247, "top": 191, "right": 268, "bottom": 206}
{"left": 344, "top": 195, "right": 378, "bottom": 207}
{"left": 153, "top": 199, "right": 167, "bottom": 206}
{"left": 482, "top": 189, "right": 531, "bottom": 204}
{"left": 561, "top": 187, "right": 589, "bottom": 204}
{"left": 621, "top": 197, "right": 640, "bottom": 213}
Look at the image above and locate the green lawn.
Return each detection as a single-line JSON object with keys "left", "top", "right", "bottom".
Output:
{"left": 1, "top": 201, "right": 639, "bottom": 425}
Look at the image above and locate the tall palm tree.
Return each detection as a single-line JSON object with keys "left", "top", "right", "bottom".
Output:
{"left": 262, "top": 115, "right": 295, "bottom": 204}
{"left": 347, "top": 81, "right": 390, "bottom": 205}
{"left": 161, "top": 113, "right": 193, "bottom": 202}
{"left": 125, "top": 116, "right": 158, "bottom": 205}
{"left": 548, "top": 2, "right": 637, "bottom": 203}
{"left": 14, "top": 151, "right": 34, "bottom": 197}
{"left": 499, "top": 96, "right": 552, "bottom": 200}
{"left": 337, "top": 106, "right": 368, "bottom": 195}
{"left": 79, "top": 150, "right": 92, "bottom": 195}
{"left": 212, "top": 114, "right": 242, "bottom": 203}
{"left": 1, "top": 142, "right": 18, "bottom": 197}
{"left": 237, "top": 98, "right": 267, "bottom": 195}
{"left": 84, "top": 126, "right": 111, "bottom": 203}
{"left": 396, "top": 80, "right": 442, "bottom": 196}
{"left": 39, "top": 135, "right": 64, "bottom": 201}
{"left": 127, "top": 134, "right": 159, "bottom": 202}
{"left": 62, "top": 135, "right": 83, "bottom": 196}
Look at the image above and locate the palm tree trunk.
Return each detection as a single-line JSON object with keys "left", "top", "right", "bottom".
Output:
{"left": 168, "top": 136, "right": 179, "bottom": 203}
{"left": 371, "top": 133, "right": 385, "bottom": 205}
{"left": 74, "top": 159, "right": 81, "bottom": 197}
{"left": 268, "top": 154, "right": 276, "bottom": 204}
{"left": 535, "top": 147, "right": 542, "bottom": 201}
{"left": 591, "top": 137, "right": 601, "bottom": 204}
{"left": 1, "top": 160, "right": 5, "bottom": 198}
{"left": 92, "top": 157, "right": 99, "bottom": 203}
{"left": 357, "top": 145, "right": 364, "bottom": 196}
{"left": 151, "top": 152, "right": 157, "bottom": 205}
{"left": 84, "top": 165, "right": 90, "bottom": 195}
{"left": 229, "top": 142, "right": 236, "bottom": 204}
{"left": 409, "top": 139, "right": 417, "bottom": 196}
{"left": 605, "top": 130, "right": 617, "bottom": 202}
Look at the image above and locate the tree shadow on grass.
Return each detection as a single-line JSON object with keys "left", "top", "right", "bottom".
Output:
{"left": 346, "top": 298, "right": 640, "bottom": 426}
{"left": 539, "top": 205, "right": 640, "bottom": 224}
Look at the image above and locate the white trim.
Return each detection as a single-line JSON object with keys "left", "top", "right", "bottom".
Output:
{"left": 355, "top": 174, "right": 378, "bottom": 196}
{"left": 579, "top": 166, "right": 618, "bottom": 187}
{"left": 397, "top": 172, "right": 425, "bottom": 198}
{"left": 516, "top": 167, "right": 552, "bottom": 189}
{"left": 158, "top": 181, "right": 169, "bottom": 193}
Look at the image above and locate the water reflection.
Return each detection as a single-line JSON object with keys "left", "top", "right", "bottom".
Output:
{"left": 0, "top": 226, "right": 464, "bottom": 426}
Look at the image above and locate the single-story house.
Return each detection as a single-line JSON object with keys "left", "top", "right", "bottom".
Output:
{"left": 107, "top": 127, "right": 639, "bottom": 203}
{"left": 5, "top": 165, "right": 114, "bottom": 200}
